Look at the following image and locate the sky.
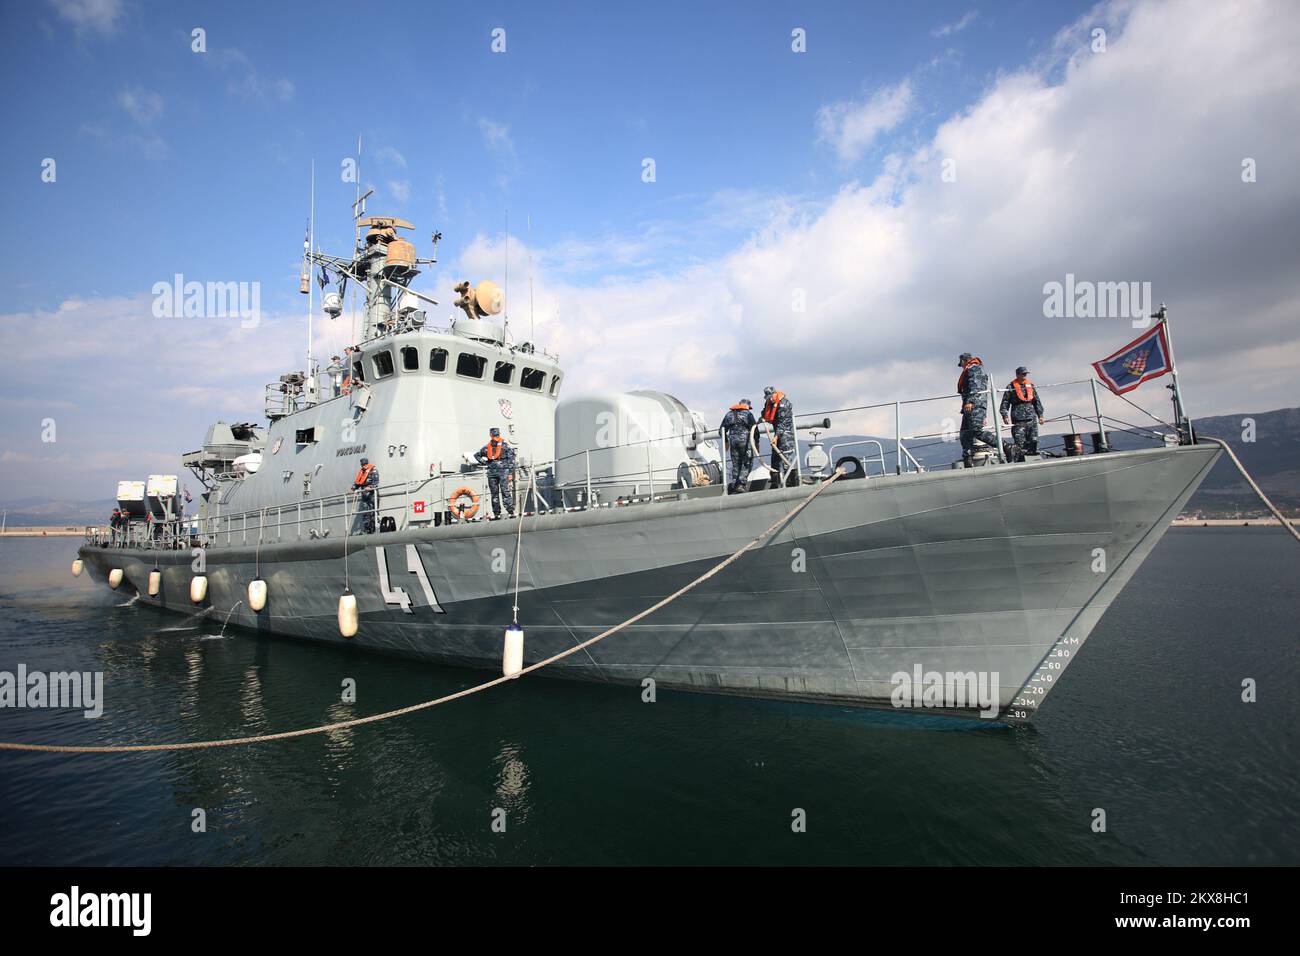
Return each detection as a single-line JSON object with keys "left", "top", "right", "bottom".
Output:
{"left": 2, "top": 0, "right": 1298, "bottom": 502}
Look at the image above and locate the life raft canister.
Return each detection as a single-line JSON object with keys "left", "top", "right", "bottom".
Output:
{"left": 450, "top": 487, "right": 480, "bottom": 519}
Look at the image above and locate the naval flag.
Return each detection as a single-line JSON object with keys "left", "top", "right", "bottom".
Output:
{"left": 1092, "top": 322, "right": 1173, "bottom": 395}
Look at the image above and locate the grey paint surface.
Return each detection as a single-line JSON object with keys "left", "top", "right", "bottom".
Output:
{"left": 80, "top": 444, "right": 1220, "bottom": 720}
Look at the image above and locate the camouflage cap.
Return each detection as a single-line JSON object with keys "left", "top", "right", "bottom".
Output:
{"left": 1016, "top": 366, "right": 1029, "bottom": 375}
{"left": 958, "top": 352, "right": 973, "bottom": 365}
{"left": 490, "top": 427, "right": 501, "bottom": 437}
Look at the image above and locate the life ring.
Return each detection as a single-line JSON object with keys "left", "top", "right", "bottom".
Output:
{"left": 450, "top": 487, "right": 480, "bottom": 519}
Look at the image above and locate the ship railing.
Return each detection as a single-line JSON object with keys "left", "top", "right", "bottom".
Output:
{"left": 827, "top": 440, "right": 891, "bottom": 477}
{"left": 147, "top": 378, "right": 1183, "bottom": 550}
{"left": 793, "top": 377, "right": 1183, "bottom": 474}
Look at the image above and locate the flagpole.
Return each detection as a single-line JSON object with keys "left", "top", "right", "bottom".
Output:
{"left": 1153, "top": 303, "right": 1193, "bottom": 443}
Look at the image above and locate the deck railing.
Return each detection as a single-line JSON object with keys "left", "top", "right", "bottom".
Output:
{"left": 88, "top": 378, "right": 1182, "bottom": 552}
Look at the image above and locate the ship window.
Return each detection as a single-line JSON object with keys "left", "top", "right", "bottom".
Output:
{"left": 295, "top": 427, "right": 317, "bottom": 445}
{"left": 456, "top": 352, "right": 486, "bottom": 379}
{"left": 549, "top": 374, "right": 562, "bottom": 396}
{"left": 373, "top": 350, "right": 395, "bottom": 378}
{"left": 430, "top": 348, "right": 448, "bottom": 372}
{"left": 493, "top": 361, "right": 515, "bottom": 385}
{"left": 400, "top": 346, "right": 420, "bottom": 371}
{"left": 351, "top": 360, "right": 364, "bottom": 383}
{"left": 520, "top": 367, "right": 546, "bottom": 391}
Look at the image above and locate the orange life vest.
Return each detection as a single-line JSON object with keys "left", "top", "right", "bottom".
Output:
{"left": 353, "top": 462, "right": 375, "bottom": 486}
{"left": 729, "top": 403, "right": 750, "bottom": 412}
{"left": 957, "top": 358, "right": 982, "bottom": 393}
{"left": 1011, "top": 378, "right": 1035, "bottom": 402}
{"left": 762, "top": 391, "right": 785, "bottom": 423}
{"left": 485, "top": 436, "right": 505, "bottom": 460}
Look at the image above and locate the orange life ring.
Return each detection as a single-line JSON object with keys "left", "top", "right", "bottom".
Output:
{"left": 450, "top": 487, "right": 480, "bottom": 519}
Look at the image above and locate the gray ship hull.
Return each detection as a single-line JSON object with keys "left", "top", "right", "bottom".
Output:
{"left": 79, "top": 444, "right": 1220, "bottom": 720}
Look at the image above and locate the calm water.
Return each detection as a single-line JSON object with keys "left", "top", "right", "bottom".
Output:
{"left": 0, "top": 530, "right": 1295, "bottom": 866}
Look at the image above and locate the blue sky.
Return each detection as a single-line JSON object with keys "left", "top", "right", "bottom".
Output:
{"left": 3, "top": 0, "right": 1298, "bottom": 503}
{"left": 4, "top": 0, "right": 1089, "bottom": 308}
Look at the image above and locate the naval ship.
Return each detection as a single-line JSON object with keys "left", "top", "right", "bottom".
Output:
{"left": 74, "top": 207, "right": 1221, "bottom": 721}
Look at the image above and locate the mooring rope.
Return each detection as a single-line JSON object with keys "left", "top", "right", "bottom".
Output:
{"left": 510, "top": 469, "right": 538, "bottom": 625}
{"left": 1199, "top": 438, "right": 1299, "bottom": 543}
{"left": 0, "top": 470, "right": 844, "bottom": 754}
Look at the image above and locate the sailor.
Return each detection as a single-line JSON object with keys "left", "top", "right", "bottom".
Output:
{"left": 474, "top": 427, "right": 516, "bottom": 519}
{"left": 720, "top": 399, "right": 757, "bottom": 493}
{"left": 761, "top": 386, "right": 796, "bottom": 489}
{"left": 109, "top": 508, "right": 121, "bottom": 545}
{"left": 999, "top": 366, "right": 1045, "bottom": 460}
{"left": 957, "top": 352, "right": 999, "bottom": 467}
{"left": 352, "top": 457, "right": 379, "bottom": 533}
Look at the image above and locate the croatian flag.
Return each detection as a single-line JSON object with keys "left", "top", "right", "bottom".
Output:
{"left": 1092, "top": 322, "right": 1173, "bottom": 395}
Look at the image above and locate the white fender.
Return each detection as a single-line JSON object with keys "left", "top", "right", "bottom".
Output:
{"left": 248, "top": 577, "right": 267, "bottom": 612}
{"left": 338, "top": 590, "right": 358, "bottom": 637}
{"left": 190, "top": 574, "right": 208, "bottom": 604}
{"left": 148, "top": 569, "right": 161, "bottom": 596}
{"left": 503, "top": 624, "right": 524, "bottom": 678}
{"left": 107, "top": 568, "right": 124, "bottom": 589}
{"left": 71, "top": 559, "right": 84, "bottom": 577}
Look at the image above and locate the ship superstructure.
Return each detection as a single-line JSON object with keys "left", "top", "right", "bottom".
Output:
{"left": 76, "top": 204, "right": 1222, "bottom": 722}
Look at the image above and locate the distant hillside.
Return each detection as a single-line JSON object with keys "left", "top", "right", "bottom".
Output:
{"left": 0, "top": 497, "right": 113, "bottom": 528}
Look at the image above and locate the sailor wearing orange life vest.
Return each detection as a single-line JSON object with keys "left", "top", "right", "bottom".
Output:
{"left": 352, "top": 457, "right": 379, "bottom": 533}
{"left": 720, "top": 399, "right": 757, "bottom": 493}
{"left": 999, "top": 365, "right": 1045, "bottom": 457}
{"left": 474, "top": 428, "right": 516, "bottom": 519}
{"left": 761, "top": 386, "right": 795, "bottom": 489}
{"left": 957, "top": 352, "right": 999, "bottom": 467}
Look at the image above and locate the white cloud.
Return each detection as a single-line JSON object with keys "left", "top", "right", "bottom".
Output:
{"left": 388, "top": 180, "right": 411, "bottom": 203}
{"left": 375, "top": 146, "right": 407, "bottom": 168}
{"left": 932, "top": 10, "right": 978, "bottom": 38}
{"left": 816, "top": 80, "right": 914, "bottom": 163}
{"left": 478, "top": 118, "right": 517, "bottom": 162}
{"left": 484, "top": 0, "right": 1300, "bottom": 429}
{"left": 210, "top": 48, "right": 295, "bottom": 103}
{"left": 48, "top": 0, "right": 123, "bottom": 36}
{"left": 117, "top": 87, "right": 162, "bottom": 125}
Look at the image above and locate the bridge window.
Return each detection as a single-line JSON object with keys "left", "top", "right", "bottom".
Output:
{"left": 456, "top": 352, "right": 486, "bottom": 379}
{"left": 493, "top": 361, "right": 515, "bottom": 385}
{"left": 430, "top": 348, "right": 448, "bottom": 372}
{"left": 400, "top": 346, "right": 420, "bottom": 371}
{"left": 351, "top": 359, "right": 364, "bottom": 383}
{"left": 520, "top": 367, "right": 546, "bottom": 391}
{"left": 372, "top": 349, "right": 395, "bottom": 378}
{"left": 550, "top": 374, "right": 562, "bottom": 396}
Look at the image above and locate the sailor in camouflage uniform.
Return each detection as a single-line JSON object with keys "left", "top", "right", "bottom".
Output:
{"left": 474, "top": 427, "right": 516, "bottom": 519}
{"left": 761, "top": 386, "right": 796, "bottom": 489}
{"left": 957, "top": 353, "right": 999, "bottom": 467}
{"left": 351, "top": 457, "right": 380, "bottom": 533}
{"left": 720, "top": 399, "right": 757, "bottom": 493}
{"left": 999, "top": 366, "right": 1045, "bottom": 459}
